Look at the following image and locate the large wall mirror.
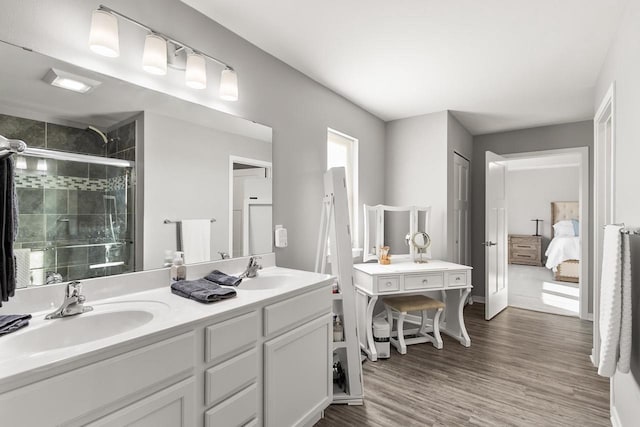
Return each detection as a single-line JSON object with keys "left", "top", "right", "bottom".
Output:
{"left": 0, "top": 42, "right": 272, "bottom": 288}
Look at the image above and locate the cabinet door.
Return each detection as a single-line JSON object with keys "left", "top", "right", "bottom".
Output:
{"left": 264, "top": 314, "right": 331, "bottom": 427}
{"left": 86, "top": 378, "right": 195, "bottom": 427}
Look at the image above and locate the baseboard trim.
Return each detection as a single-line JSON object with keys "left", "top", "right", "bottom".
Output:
{"left": 472, "top": 296, "right": 485, "bottom": 304}
{"left": 610, "top": 404, "right": 622, "bottom": 427}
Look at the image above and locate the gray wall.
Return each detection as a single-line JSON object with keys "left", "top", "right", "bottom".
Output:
{"left": 507, "top": 166, "right": 580, "bottom": 254}
{"left": 471, "top": 121, "right": 594, "bottom": 299}
{"left": 384, "top": 111, "right": 448, "bottom": 257}
{"left": 0, "top": 0, "right": 385, "bottom": 272}
{"left": 594, "top": 0, "right": 640, "bottom": 421}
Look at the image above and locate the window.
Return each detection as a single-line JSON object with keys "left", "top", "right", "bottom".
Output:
{"left": 327, "top": 128, "right": 358, "bottom": 246}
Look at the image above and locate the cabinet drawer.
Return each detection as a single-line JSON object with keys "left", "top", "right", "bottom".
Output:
{"left": 405, "top": 273, "right": 443, "bottom": 290}
{"left": 511, "top": 250, "right": 540, "bottom": 261}
{"left": 204, "top": 384, "right": 257, "bottom": 427}
{"left": 206, "top": 311, "right": 258, "bottom": 364}
{"left": 512, "top": 242, "right": 539, "bottom": 250}
{"left": 377, "top": 276, "right": 400, "bottom": 293}
{"left": 447, "top": 271, "right": 468, "bottom": 287}
{"left": 205, "top": 349, "right": 258, "bottom": 407}
{"left": 264, "top": 286, "right": 330, "bottom": 337}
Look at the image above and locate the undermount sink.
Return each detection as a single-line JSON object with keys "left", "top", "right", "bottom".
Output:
{"left": 237, "top": 269, "right": 298, "bottom": 290}
{"left": 1, "top": 300, "right": 169, "bottom": 359}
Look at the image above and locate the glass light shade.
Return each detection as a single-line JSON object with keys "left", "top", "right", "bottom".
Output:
{"left": 15, "top": 156, "right": 27, "bottom": 170}
{"left": 37, "top": 159, "right": 47, "bottom": 172}
{"left": 142, "top": 34, "right": 168, "bottom": 75}
{"left": 219, "top": 68, "right": 238, "bottom": 101}
{"left": 185, "top": 54, "right": 207, "bottom": 89}
{"left": 89, "top": 10, "right": 120, "bottom": 58}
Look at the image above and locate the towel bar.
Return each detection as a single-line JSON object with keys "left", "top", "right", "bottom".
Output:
{"left": 164, "top": 219, "right": 216, "bottom": 224}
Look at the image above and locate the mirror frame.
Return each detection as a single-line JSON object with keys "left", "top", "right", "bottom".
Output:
{"left": 363, "top": 204, "right": 431, "bottom": 262}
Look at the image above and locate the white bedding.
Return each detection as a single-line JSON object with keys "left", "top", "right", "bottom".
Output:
{"left": 545, "top": 236, "right": 580, "bottom": 271}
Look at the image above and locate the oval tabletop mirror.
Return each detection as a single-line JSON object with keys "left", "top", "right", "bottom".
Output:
{"left": 411, "top": 231, "right": 431, "bottom": 263}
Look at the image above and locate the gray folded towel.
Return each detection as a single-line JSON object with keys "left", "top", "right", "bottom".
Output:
{"left": 0, "top": 314, "right": 31, "bottom": 336}
{"left": 204, "top": 270, "right": 243, "bottom": 287}
{"left": 171, "top": 279, "right": 237, "bottom": 303}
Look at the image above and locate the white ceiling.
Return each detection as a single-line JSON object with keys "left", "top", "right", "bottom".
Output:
{"left": 182, "top": 0, "right": 626, "bottom": 135}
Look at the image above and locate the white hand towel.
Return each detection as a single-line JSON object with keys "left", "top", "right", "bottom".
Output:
{"left": 598, "top": 224, "right": 622, "bottom": 377}
{"left": 180, "top": 219, "right": 211, "bottom": 264}
{"left": 617, "top": 232, "right": 632, "bottom": 373}
{"left": 13, "top": 248, "right": 31, "bottom": 289}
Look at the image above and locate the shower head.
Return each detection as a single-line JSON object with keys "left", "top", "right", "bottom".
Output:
{"left": 86, "top": 126, "right": 109, "bottom": 144}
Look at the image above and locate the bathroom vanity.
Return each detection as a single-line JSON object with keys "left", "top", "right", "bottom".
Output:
{"left": 0, "top": 256, "right": 333, "bottom": 427}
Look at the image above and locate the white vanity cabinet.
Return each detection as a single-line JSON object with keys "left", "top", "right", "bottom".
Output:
{"left": 0, "top": 280, "right": 333, "bottom": 427}
{"left": 263, "top": 288, "right": 332, "bottom": 427}
{"left": 0, "top": 332, "right": 197, "bottom": 427}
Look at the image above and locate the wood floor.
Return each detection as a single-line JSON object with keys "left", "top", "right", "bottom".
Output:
{"left": 316, "top": 304, "right": 609, "bottom": 427}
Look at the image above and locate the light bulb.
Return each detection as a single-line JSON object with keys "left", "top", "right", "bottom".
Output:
{"left": 185, "top": 53, "right": 207, "bottom": 89}
{"left": 142, "top": 34, "right": 168, "bottom": 75}
{"left": 219, "top": 68, "right": 238, "bottom": 101}
{"left": 89, "top": 10, "right": 120, "bottom": 58}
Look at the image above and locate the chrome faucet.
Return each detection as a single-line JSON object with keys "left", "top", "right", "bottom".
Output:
{"left": 241, "top": 256, "right": 262, "bottom": 278}
{"left": 45, "top": 281, "right": 94, "bottom": 320}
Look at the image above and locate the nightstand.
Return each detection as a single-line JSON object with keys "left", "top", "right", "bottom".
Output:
{"left": 508, "top": 235, "right": 542, "bottom": 266}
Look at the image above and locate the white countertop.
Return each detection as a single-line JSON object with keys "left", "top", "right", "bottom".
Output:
{"left": 354, "top": 260, "right": 473, "bottom": 275}
{"left": 0, "top": 266, "right": 333, "bottom": 390}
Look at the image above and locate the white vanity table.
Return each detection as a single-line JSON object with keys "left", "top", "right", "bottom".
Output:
{"left": 354, "top": 259, "right": 472, "bottom": 361}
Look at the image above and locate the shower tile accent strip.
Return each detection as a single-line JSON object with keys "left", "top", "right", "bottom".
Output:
{"left": 15, "top": 174, "right": 129, "bottom": 191}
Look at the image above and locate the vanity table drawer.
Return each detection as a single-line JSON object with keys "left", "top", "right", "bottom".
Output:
{"left": 447, "top": 271, "right": 468, "bottom": 287}
{"left": 405, "top": 273, "right": 444, "bottom": 290}
{"left": 377, "top": 276, "right": 400, "bottom": 293}
{"left": 205, "top": 349, "right": 258, "bottom": 407}
{"left": 205, "top": 311, "right": 258, "bottom": 364}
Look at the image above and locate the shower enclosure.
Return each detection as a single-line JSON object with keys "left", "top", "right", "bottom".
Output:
{"left": 13, "top": 148, "right": 135, "bottom": 287}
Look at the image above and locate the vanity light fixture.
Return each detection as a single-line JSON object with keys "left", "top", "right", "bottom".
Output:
{"left": 36, "top": 159, "right": 47, "bottom": 172}
{"left": 43, "top": 68, "right": 102, "bottom": 94}
{"left": 219, "top": 67, "right": 239, "bottom": 101}
{"left": 142, "top": 34, "right": 168, "bottom": 75}
{"left": 15, "top": 156, "right": 27, "bottom": 170}
{"left": 88, "top": 9, "right": 120, "bottom": 57}
{"left": 88, "top": 5, "right": 239, "bottom": 100}
{"left": 185, "top": 52, "right": 207, "bottom": 89}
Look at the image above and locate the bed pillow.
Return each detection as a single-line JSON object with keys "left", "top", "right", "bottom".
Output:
{"left": 553, "top": 220, "right": 576, "bottom": 237}
{"left": 571, "top": 219, "right": 579, "bottom": 236}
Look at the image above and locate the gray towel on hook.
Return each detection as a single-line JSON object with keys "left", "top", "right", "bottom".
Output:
{"left": 171, "top": 279, "right": 237, "bottom": 303}
{"left": 1, "top": 156, "right": 18, "bottom": 306}
{"left": 204, "top": 270, "right": 243, "bottom": 287}
{"left": 0, "top": 314, "right": 31, "bottom": 336}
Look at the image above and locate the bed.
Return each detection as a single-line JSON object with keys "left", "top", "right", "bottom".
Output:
{"left": 545, "top": 201, "right": 580, "bottom": 283}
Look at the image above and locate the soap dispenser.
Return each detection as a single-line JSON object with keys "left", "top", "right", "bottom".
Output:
{"left": 170, "top": 251, "right": 186, "bottom": 282}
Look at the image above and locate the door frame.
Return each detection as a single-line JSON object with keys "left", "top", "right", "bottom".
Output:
{"left": 592, "top": 82, "right": 615, "bottom": 366}
{"left": 452, "top": 151, "right": 471, "bottom": 265}
{"left": 229, "top": 155, "right": 273, "bottom": 258}
{"left": 502, "top": 147, "right": 590, "bottom": 320}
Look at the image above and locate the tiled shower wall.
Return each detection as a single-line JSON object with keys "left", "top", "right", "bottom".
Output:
{"left": 0, "top": 113, "right": 136, "bottom": 286}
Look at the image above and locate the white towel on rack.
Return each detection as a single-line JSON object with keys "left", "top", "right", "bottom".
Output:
{"left": 180, "top": 219, "right": 211, "bottom": 264}
{"left": 598, "top": 224, "right": 626, "bottom": 377}
{"left": 618, "top": 232, "right": 632, "bottom": 373}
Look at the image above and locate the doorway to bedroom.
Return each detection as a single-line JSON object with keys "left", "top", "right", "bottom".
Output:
{"left": 500, "top": 149, "right": 589, "bottom": 318}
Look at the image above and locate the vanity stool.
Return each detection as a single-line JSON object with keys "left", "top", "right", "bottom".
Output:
{"left": 383, "top": 295, "right": 445, "bottom": 354}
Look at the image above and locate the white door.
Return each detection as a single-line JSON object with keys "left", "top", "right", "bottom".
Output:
{"left": 453, "top": 153, "right": 470, "bottom": 265}
{"left": 485, "top": 151, "right": 508, "bottom": 320}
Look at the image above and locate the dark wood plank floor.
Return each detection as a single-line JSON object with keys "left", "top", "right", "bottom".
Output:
{"left": 317, "top": 304, "right": 609, "bottom": 427}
